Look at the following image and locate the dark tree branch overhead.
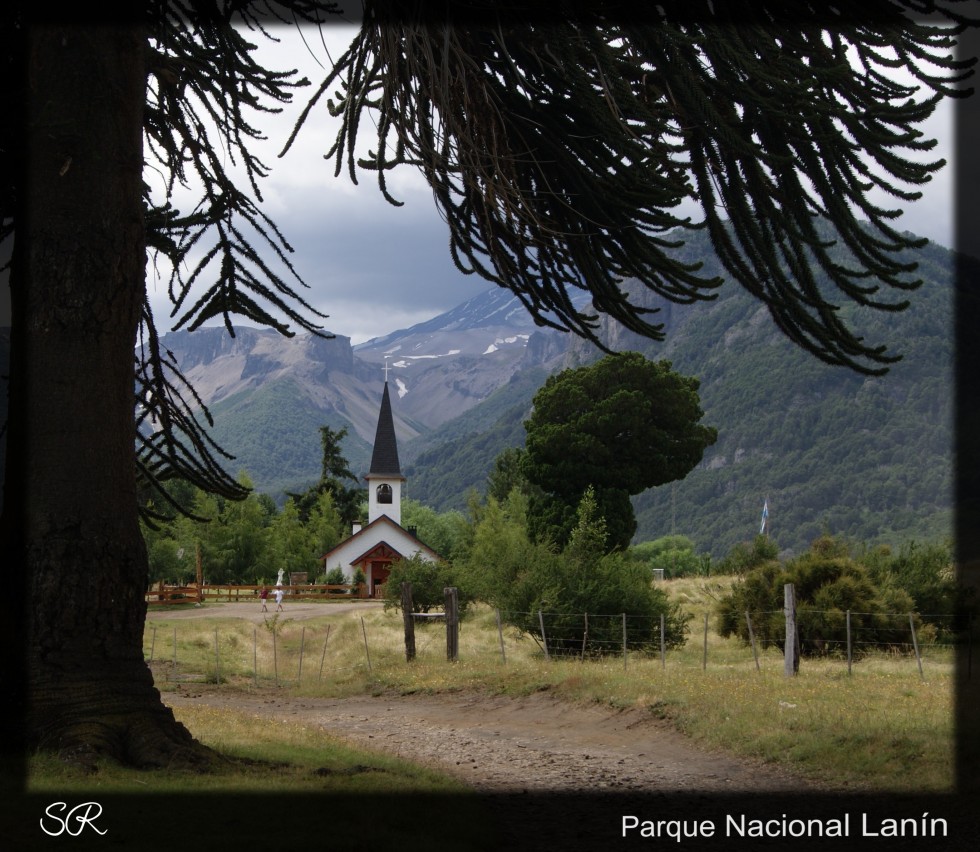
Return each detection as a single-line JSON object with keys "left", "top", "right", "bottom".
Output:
{"left": 136, "top": 0, "right": 348, "bottom": 517}
{"left": 301, "top": 0, "right": 976, "bottom": 374}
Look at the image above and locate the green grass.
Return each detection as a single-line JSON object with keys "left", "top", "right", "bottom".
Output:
{"left": 27, "top": 703, "right": 468, "bottom": 796}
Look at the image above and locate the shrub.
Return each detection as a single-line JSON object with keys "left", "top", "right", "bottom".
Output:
{"left": 630, "top": 535, "right": 712, "bottom": 578}
{"left": 382, "top": 554, "right": 473, "bottom": 616}
{"left": 864, "top": 540, "right": 974, "bottom": 635}
{"left": 322, "top": 565, "right": 347, "bottom": 594}
{"left": 455, "top": 490, "right": 544, "bottom": 607}
{"left": 497, "top": 488, "right": 690, "bottom": 654}
{"left": 499, "top": 549, "right": 691, "bottom": 655}
{"left": 715, "top": 558, "right": 787, "bottom": 649}
{"left": 716, "top": 534, "right": 779, "bottom": 576}
{"left": 716, "top": 535, "right": 926, "bottom": 658}
{"left": 351, "top": 567, "right": 366, "bottom": 596}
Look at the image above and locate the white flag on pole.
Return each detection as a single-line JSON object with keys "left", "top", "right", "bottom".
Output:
{"left": 760, "top": 499, "right": 769, "bottom": 535}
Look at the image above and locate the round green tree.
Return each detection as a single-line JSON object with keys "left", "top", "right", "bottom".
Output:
{"left": 523, "top": 353, "right": 717, "bottom": 549}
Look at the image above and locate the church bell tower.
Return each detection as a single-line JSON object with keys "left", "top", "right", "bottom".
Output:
{"left": 365, "top": 379, "right": 405, "bottom": 526}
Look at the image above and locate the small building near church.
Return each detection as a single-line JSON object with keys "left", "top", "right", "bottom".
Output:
{"left": 319, "top": 380, "right": 441, "bottom": 597}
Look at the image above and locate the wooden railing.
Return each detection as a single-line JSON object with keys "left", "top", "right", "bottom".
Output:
{"left": 146, "top": 585, "right": 201, "bottom": 605}
{"left": 145, "top": 583, "right": 368, "bottom": 605}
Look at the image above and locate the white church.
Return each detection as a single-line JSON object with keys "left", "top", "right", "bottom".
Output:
{"left": 319, "top": 380, "right": 441, "bottom": 597}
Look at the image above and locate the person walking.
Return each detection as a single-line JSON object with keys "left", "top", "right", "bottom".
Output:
{"left": 259, "top": 585, "right": 269, "bottom": 612}
{"left": 274, "top": 585, "right": 284, "bottom": 612}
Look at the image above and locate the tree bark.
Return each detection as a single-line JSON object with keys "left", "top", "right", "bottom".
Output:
{"left": 1, "top": 24, "right": 210, "bottom": 768}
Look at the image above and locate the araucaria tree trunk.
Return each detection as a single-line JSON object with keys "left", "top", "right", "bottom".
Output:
{"left": 2, "top": 25, "right": 207, "bottom": 767}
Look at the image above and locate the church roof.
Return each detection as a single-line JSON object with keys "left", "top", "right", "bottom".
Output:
{"left": 368, "top": 381, "right": 402, "bottom": 477}
{"left": 318, "top": 514, "right": 441, "bottom": 564}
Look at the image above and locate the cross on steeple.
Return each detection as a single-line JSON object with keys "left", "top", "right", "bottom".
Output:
{"left": 383, "top": 356, "right": 390, "bottom": 383}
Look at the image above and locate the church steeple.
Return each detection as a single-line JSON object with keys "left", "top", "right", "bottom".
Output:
{"left": 366, "top": 380, "right": 405, "bottom": 525}
{"left": 368, "top": 381, "right": 401, "bottom": 478}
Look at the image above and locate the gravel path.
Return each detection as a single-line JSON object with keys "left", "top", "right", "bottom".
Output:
{"left": 163, "top": 686, "right": 816, "bottom": 794}
{"left": 155, "top": 601, "right": 818, "bottom": 795}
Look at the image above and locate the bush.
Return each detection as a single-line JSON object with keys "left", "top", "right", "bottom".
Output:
{"left": 716, "top": 535, "right": 925, "bottom": 658}
{"left": 630, "top": 535, "right": 712, "bottom": 579}
{"left": 382, "top": 554, "right": 473, "bottom": 616}
{"left": 863, "top": 540, "right": 974, "bottom": 635}
{"left": 496, "top": 488, "right": 690, "bottom": 654}
{"left": 322, "top": 565, "right": 348, "bottom": 594}
{"left": 351, "top": 567, "right": 366, "bottom": 596}
{"left": 716, "top": 535, "right": 779, "bottom": 576}
{"left": 499, "top": 549, "right": 691, "bottom": 655}
{"left": 455, "top": 490, "right": 544, "bottom": 607}
{"left": 715, "top": 558, "right": 787, "bottom": 649}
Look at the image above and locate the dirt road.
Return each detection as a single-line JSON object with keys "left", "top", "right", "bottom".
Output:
{"left": 163, "top": 686, "right": 817, "bottom": 795}
{"left": 146, "top": 599, "right": 382, "bottom": 624}
{"left": 155, "top": 600, "right": 818, "bottom": 794}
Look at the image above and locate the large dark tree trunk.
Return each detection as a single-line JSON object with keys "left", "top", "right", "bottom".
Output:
{"left": 1, "top": 24, "right": 210, "bottom": 768}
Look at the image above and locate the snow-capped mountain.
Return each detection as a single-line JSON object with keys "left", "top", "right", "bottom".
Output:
{"left": 357, "top": 286, "right": 541, "bottom": 353}
{"left": 149, "top": 286, "right": 578, "bottom": 494}
{"left": 352, "top": 286, "right": 581, "bottom": 426}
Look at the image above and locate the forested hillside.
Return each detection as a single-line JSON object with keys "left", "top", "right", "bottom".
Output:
{"left": 402, "top": 367, "right": 550, "bottom": 505}
{"left": 204, "top": 379, "right": 375, "bottom": 494}
{"left": 406, "top": 228, "right": 956, "bottom": 558}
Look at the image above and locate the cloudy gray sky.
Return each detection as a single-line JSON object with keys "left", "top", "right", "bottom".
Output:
{"left": 145, "top": 22, "right": 496, "bottom": 345}
{"left": 68, "top": 22, "right": 968, "bottom": 345}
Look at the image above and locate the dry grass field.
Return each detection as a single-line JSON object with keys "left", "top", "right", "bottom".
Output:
{"left": 132, "top": 576, "right": 956, "bottom": 794}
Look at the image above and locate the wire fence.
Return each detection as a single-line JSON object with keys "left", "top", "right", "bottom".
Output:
{"left": 143, "top": 619, "right": 371, "bottom": 688}
{"left": 142, "top": 605, "right": 972, "bottom": 687}
{"left": 509, "top": 608, "right": 970, "bottom": 673}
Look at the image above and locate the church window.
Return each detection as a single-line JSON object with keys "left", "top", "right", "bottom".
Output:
{"left": 377, "top": 483, "right": 393, "bottom": 504}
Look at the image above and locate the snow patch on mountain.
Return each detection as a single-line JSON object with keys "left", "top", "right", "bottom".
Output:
{"left": 392, "top": 350, "right": 462, "bottom": 364}
{"left": 483, "top": 334, "right": 529, "bottom": 355}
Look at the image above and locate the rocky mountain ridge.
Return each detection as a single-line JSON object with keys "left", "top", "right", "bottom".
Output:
{"left": 151, "top": 286, "right": 582, "bottom": 492}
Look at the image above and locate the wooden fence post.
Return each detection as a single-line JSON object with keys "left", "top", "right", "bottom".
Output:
{"left": 149, "top": 626, "right": 156, "bottom": 662}
{"left": 253, "top": 626, "right": 257, "bottom": 687}
{"left": 581, "top": 612, "right": 589, "bottom": 661}
{"left": 361, "top": 616, "right": 372, "bottom": 673}
{"left": 195, "top": 542, "right": 203, "bottom": 603}
{"left": 784, "top": 583, "right": 799, "bottom": 676}
{"left": 538, "top": 610, "right": 550, "bottom": 661}
{"left": 909, "top": 614, "right": 924, "bottom": 680}
{"left": 846, "top": 610, "right": 852, "bottom": 676}
{"left": 622, "top": 613, "right": 628, "bottom": 670}
{"left": 445, "top": 587, "right": 459, "bottom": 662}
{"left": 318, "top": 624, "right": 332, "bottom": 681}
{"left": 660, "top": 614, "right": 666, "bottom": 670}
{"left": 214, "top": 628, "right": 220, "bottom": 685}
{"left": 402, "top": 582, "right": 416, "bottom": 662}
{"left": 298, "top": 626, "right": 306, "bottom": 684}
{"left": 495, "top": 609, "right": 506, "bottom": 664}
{"left": 702, "top": 613, "right": 709, "bottom": 671}
{"left": 745, "top": 611, "right": 760, "bottom": 672}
